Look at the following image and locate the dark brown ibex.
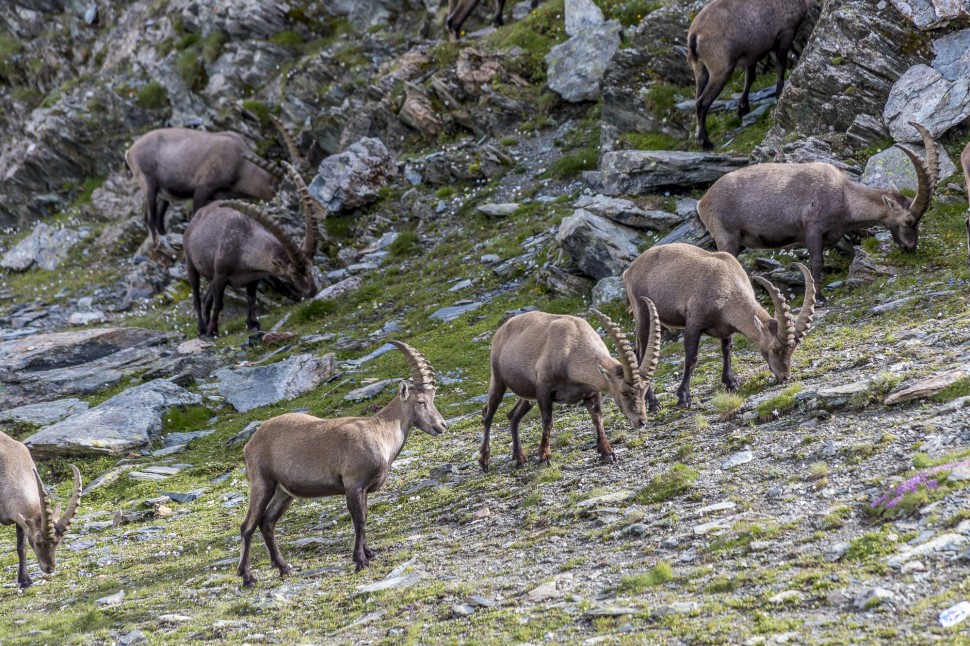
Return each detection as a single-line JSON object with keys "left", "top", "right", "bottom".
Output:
{"left": 688, "top": 0, "right": 812, "bottom": 150}
{"left": 0, "top": 431, "right": 81, "bottom": 589}
{"left": 479, "top": 306, "right": 661, "bottom": 471}
{"left": 183, "top": 162, "right": 319, "bottom": 337}
{"left": 698, "top": 122, "right": 940, "bottom": 301}
{"left": 623, "top": 243, "right": 816, "bottom": 409}
{"left": 238, "top": 341, "right": 446, "bottom": 586}
{"left": 446, "top": 0, "right": 539, "bottom": 42}
{"left": 962, "top": 140, "right": 969, "bottom": 263}
{"left": 125, "top": 128, "right": 283, "bottom": 244}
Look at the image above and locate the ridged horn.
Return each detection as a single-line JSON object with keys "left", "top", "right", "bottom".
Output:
{"left": 389, "top": 340, "right": 436, "bottom": 388}
{"left": 54, "top": 465, "right": 82, "bottom": 536}
{"left": 895, "top": 121, "right": 939, "bottom": 218}
{"left": 33, "top": 469, "right": 55, "bottom": 542}
{"left": 281, "top": 161, "right": 321, "bottom": 259}
{"left": 242, "top": 151, "right": 285, "bottom": 182}
{"left": 753, "top": 276, "right": 795, "bottom": 347}
{"left": 792, "top": 263, "right": 816, "bottom": 345}
{"left": 590, "top": 309, "right": 640, "bottom": 386}
{"left": 222, "top": 200, "right": 306, "bottom": 273}
{"left": 638, "top": 297, "right": 662, "bottom": 384}
{"left": 270, "top": 114, "right": 304, "bottom": 167}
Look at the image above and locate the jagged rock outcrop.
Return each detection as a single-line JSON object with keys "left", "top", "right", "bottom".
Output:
{"left": 212, "top": 353, "right": 336, "bottom": 412}
{"left": 309, "top": 137, "right": 397, "bottom": 213}
{"left": 545, "top": 21, "right": 621, "bottom": 103}
{"left": 1, "top": 223, "right": 88, "bottom": 271}
{"left": 598, "top": 150, "right": 748, "bottom": 195}
{"left": 556, "top": 209, "right": 643, "bottom": 280}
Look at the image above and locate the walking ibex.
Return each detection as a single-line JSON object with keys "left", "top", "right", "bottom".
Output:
{"left": 238, "top": 341, "right": 446, "bottom": 586}
{"left": 446, "top": 0, "right": 539, "bottom": 42}
{"left": 126, "top": 128, "right": 283, "bottom": 244}
{"left": 698, "top": 122, "right": 940, "bottom": 301}
{"left": 0, "top": 431, "right": 81, "bottom": 589}
{"left": 479, "top": 306, "right": 661, "bottom": 471}
{"left": 183, "top": 162, "right": 319, "bottom": 337}
{"left": 624, "top": 243, "right": 816, "bottom": 409}
{"left": 688, "top": 0, "right": 812, "bottom": 149}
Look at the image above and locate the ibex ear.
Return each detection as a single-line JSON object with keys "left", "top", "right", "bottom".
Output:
{"left": 597, "top": 365, "right": 612, "bottom": 382}
{"left": 882, "top": 195, "right": 902, "bottom": 212}
{"left": 888, "top": 180, "right": 899, "bottom": 195}
{"left": 753, "top": 316, "right": 766, "bottom": 340}
{"left": 399, "top": 380, "right": 413, "bottom": 401}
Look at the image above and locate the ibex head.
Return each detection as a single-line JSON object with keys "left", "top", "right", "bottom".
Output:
{"left": 752, "top": 263, "right": 816, "bottom": 383}
{"left": 390, "top": 340, "right": 447, "bottom": 437}
{"left": 590, "top": 300, "right": 661, "bottom": 428}
{"left": 881, "top": 121, "right": 940, "bottom": 252}
{"left": 22, "top": 465, "right": 82, "bottom": 574}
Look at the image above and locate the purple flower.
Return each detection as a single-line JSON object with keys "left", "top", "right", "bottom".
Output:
{"left": 871, "top": 460, "right": 970, "bottom": 511}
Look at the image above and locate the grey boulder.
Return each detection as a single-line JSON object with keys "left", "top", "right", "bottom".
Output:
{"left": 309, "top": 138, "right": 396, "bottom": 213}
{"left": 883, "top": 64, "right": 970, "bottom": 143}
{"left": 599, "top": 150, "right": 747, "bottom": 195}
{"left": 556, "top": 209, "right": 643, "bottom": 280}
{"left": 214, "top": 353, "right": 336, "bottom": 412}
{"left": 574, "top": 195, "right": 681, "bottom": 231}
{"left": 545, "top": 21, "right": 621, "bottom": 103}
{"left": 0, "top": 398, "right": 90, "bottom": 425}
{"left": 1, "top": 223, "right": 87, "bottom": 271}
{"left": 861, "top": 144, "right": 957, "bottom": 192}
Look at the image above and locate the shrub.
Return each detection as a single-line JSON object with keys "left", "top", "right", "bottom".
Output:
{"left": 136, "top": 82, "right": 169, "bottom": 110}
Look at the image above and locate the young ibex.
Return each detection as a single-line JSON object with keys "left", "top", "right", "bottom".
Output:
{"left": 238, "top": 341, "right": 446, "bottom": 586}
{"left": 479, "top": 306, "right": 661, "bottom": 471}
{"left": 445, "top": 0, "right": 539, "bottom": 42}
{"left": 688, "top": 0, "right": 812, "bottom": 150}
{"left": 183, "top": 162, "right": 319, "bottom": 337}
{"left": 0, "top": 431, "right": 81, "bottom": 589}
{"left": 125, "top": 128, "right": 283, "bottom": 244}
{"left": 623, "top": 243, "right": 816, "bottom": 409}
{"left": 698, "top": 122, "right": 940, "bottom": 301}
{"left": 962, "top": 140, "right": 970, "bottom": 263}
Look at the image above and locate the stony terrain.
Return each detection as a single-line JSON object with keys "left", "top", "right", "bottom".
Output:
{"left": 1, "top": 0, "right": 970, "bottom": 643}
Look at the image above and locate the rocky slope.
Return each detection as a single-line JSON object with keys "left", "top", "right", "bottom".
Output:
{"left": 2, "top": 0, "right": 970, "bottom": 643}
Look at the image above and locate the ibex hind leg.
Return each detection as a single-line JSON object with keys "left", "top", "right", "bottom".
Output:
{"left": 238, "top": 474, "right": 276, "bottom": 587}
{"left": 259, "top": 488, "right": 294, "bottom": 577}
{"left": 507, "top": 398, "right": 534, "bottom": 467}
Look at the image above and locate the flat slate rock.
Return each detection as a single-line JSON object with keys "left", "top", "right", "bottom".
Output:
{"left": 0, "top": 397, "right": 89, "bottom": 425}
{"left": 214, "top": 353, "right": 336, "bottom": 412}
{"left": 599, "top": 150, "right": 748, "bottom": 195}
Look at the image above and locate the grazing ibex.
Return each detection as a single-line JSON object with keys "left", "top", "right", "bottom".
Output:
{"left": 125, "top": 128, "right": 283, "bottom": 244}
{"left": 479, "top": 306, "right": 661, "bottom": 471}
{"left": 698, "top": 122, "right": 940, "bottom": 300}
{"left": 183, "top": 162, "right": 319, "bottom": 337}
{"left": 446, "top": 0, "right": 539, "bottom": 42}
{"left": 688, "top": 0, "right": 812, "bottom": 149}
{"left": 962, "top": 141, "right": 970, "bottom": 263}
{"left": 623, "top": 243, "right": 816, "bottom": 409}
{"left": 238, "top": 341, "right": 446, "bottom": 586}
{"left": 0, "top": 431, "right": 81, "bottom": 589}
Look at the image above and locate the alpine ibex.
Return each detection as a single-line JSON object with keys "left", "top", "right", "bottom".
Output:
{"left": 623, "top": 243, "right": 816, "bottom": 409}
{"left": 183, "top": 162, "right": 319, "bottom": 338}
{"left": 688, "top": 0, "right": 812, "bottom": 150}
{"left": 479, "top": 307, "right": 661, "bottom": 471}
{"left": 962, "top": 140, "right": 969, "bottom": 263}
{"left": 0, "top": 431, "right": 81, "bottom": 589}
{"left": 238, "top": 341, "right": 446, "bottom": 586}
{"left": 125, "top": 128, "right": 283, "bottom": 244}
{"left": 446, "top": 0, "right": 539, "bottom": 42}
{"left": 698, "top": 122, "right": 940, "bottom": 300}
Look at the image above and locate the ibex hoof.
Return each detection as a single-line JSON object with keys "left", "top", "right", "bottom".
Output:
{"left": 241, "top": 576, "right": 256, "bottom": 588}
{"left": 354, "top": 560, "right": 370, "bottom": 573}
{"left": 364, "top": 547, "right": 376, "bottom": 559}
{"left": 600, "top": 453, "right": 617, "bottom": 465}
{"left": 538, "top": 457, "right": 552, "bottom": 466}
{"left": 18, "top": 578, "right": 32, "bottom": 590}
{"left": 675, "top": 398, "right": 692, "bottom": 409}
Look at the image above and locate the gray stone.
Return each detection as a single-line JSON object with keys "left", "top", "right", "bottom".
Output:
{"left": 769, "top": 591, "right": 804, "bottom": 605}
{"left": 545, "top": 21, "right": 621, "bottom": 103}
{"left": 847, "top": 114, "right": 890, "bottom": 149}
{"left": 861, "top": 145, "right": 958, "bottom": 192}
{"left": 854, "top": 587, "right": 895, "bottom": 609}
{"left": 0, "top": 398, "right": 89, "bottom": 425}
{"left": 697, "top": 501, "right": 736, "bottom": 515}
{"left": 467, "top": 595, "right": 494, "bottom": 608}
{"left": 653, "top": 216, "right": 715, "bottom": 250}
{"left": 214, "top": 353, "right": 336, "bottom": 412}
{"left": 574, "top": 194, "right": 680, "bottom": 230}
{"left": 309, "top": 138, "right": 397, "bottom": 213}
{"left": 163, "top": 489, "right": 206, "bottom": 503}
{"left": 887, "top": 533, "right": 968, "bottom": 567}
{"left": 846, "top": 246, "right": 897, "bottom": 287}
{"left": 883, "top": 64, "right": 970, "bottom": 143}
{"left": 721, "top": 450, "right": 753, "bottom": 470}
{"left": 152, "top": 444, "right": 186, "bottom": 457}
{"left": 591, "top": 277, "right": 627, "bottom": 307}
{"left": 449, "top": 279, "right": 473, "bottom": 292}
{"left": 227, "top": 421, "right": 262, "bottom": 448}
{"left": 163, "top": 430, "right": 214, "bottom": 448}
{"left": 885, "top": 367, "right": 970, "bottom": 405}
{"left": 476, "top": 203, "right": 519, "bottom": 217}
{"left": 430, "top": 302, "right": 483, "bottom": 322}
{"left": 451, "top": 603, "right": 476, "bottom": 617}
{"left": 556, "top": 209, "right": 643, "bottom": 280}
{"left": 95, "top": 590, "right": 125, "bottom": 607}
{"left": 932, "top": 29, "right": 970, "bottom": 82}
{"left": 526, "top": 580, "right": 558, "bottom": 601}
{"left": 600, "top": 150, "right": 747, "bottom": 195}
{"left": 118, "top": 630, "right": 146, "bottom": 646}
{"left": 68, "top": 310, "right": 106, "bottom": 326}
{"left": 315, "top": 275, "right": 363, "bottom": 301}
{"left": 947, "top": 465, "right": 970, "bottom": 482}
{"left": 345, "top": 378, "right": 397, "bottom": 401}
{"left": 564, "top": 0, "right": 604, "bottom": 36}
{"left": 1, "top": 223, "right": 87, "bottom": 272}
{"left": 889, "top": 0, "right": 968, "bottom": 29}
{"left": 24, "top": 380, "right": 201, "bottom": 457}
{"left": 537, "top": 265, "right": 595, "bottom": 298}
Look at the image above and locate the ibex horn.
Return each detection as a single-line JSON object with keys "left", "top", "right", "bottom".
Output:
{"left": 590, "top": 309, "right": 640, "bottom": 386}
{"left": 54, "top": 465, "right": 82, "bottom": 536}
{"left": 242, "top": 151, "right": 285, "bottom": 182}
{"left": 222, "top": 200, "right": 306, "bottom": 273}
{"left": 389, "top": 340, "right": 436, "bottom": 388}
{"left": 638, "top": 297, "right": 662, "bottom": 385}
{"left": 33, "top": 469, "right": 56, "bottom": 542}
{"left": 281, "top": 161, "right": 322, "bottom": 259}
{"left": 270, "top": 114, "right": 304, "bottom": 168}
{"left": 753, "top": 276, "right": 795, "bottom": 347}
{"left": 792, "top": 263, "right": 816, "bottom": 345}
{"left": 895, "top": 121, "right": 939, "bottom": 218}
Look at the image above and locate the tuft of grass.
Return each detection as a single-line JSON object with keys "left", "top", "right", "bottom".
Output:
{"left": 932, "top": 376, "right": 970, "bottom": 403}
{"left": 294, "top": 298, "right": 338, "bottom": 323}
{"left": 136, "top": 81, "right": 169, "bottom": 110}
{"left": 544, "top": 147, "right": 598, "bottom": 179}
{"left": 844, "top": 530, "right": 897, "bottom": 562}
{"left": 270, "top": 30, "right": 304, "bottom": 48}
{"left": 756, "top": 383, "right": 802, "bottom": 421}
{"left": 388, "top": 231, "right": 420, "bottom": 259}
{"left": 620, "top": 130, "right": 684, "bottom": 151}
{"left": 241, "top": 99, "right": 273, "bottom": 125}
{"left": 712, "top": 392, "right": 745, "bottom": 421}
{"left": 634, "top": 464, "right": 699, "bottom": 504}
{"left": 201, "top": 32, "right": 227, "bottom": 63}
{"left": 807, "top": 462, "right": 829, "bottom": 481}
{"left": 176, "top": 48, "right": 207, "bottom": 91}
{"left": 435, "top": 185, "right": 456, "bottom": 199}
{"left": 821, "top": 505, "right": 851, "bottom": 530}
{"left": 617, "top": 562, "right": 674, "bottom": 594}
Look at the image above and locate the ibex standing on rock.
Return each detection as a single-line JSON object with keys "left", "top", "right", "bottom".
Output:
{"left": 183, "top": 162, "right": 319, "bottom": 338}
{"left": 962, "top": 140, "right": 970, "bottom": 263}
{"left": 237, "top": 342, "right": 446, "bottom": 586}
{"left": 688, "top": 0, "right": 812, "bottom": 150}
{"left": 0, "top": 431, "right": 81, "bottom": 589}
{"left": 445, "top": 0, "right": 539, "bottom": 42}
{"left": 624, "top": 243, "right": 816, "bottom": 409}
{"left": 698, "top": 122, "right": 940, "bottom": 301}
{"left": 479, "top": 306, "right": 661, "bottom": 471}
{"left": 126, "top": 128, "right": 283, "bottom": 244}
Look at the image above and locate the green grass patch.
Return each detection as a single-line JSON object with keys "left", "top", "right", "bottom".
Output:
{"left": 544, "top": 147, "right": 598, "bottom": 179}
{"left": 617, "top": 561, "right": 674, "bottom": 594}
{"left": 712, "top": 392, "right": 745, "bottom": 421}
{"left": 844, "top": 530, "right": 897, "bottom": 562}
{"left": 756, "top": 383, "right": 802, "bottom": 421}
{"left": 136, "top": 81, "right": 169, "bottom": 109}
{"left": 634, "top": 464, "right": 699, "bottom": 504}
{"left": 932, "top": 376, "right": 970, "bottom": 403}
{"left": 241, "top": 99, "right": 273, "bottom": 125}
{"left": 388, "top": 231, "right": 421, "bottom": 259}
{"left": 175, "top": 48, "right": 207, "bottom": 91}
{"left": 294, "top": 298, "right": 339, "bottom": 324}
{"left": 619, "top": 130, "right": 683, "bottom": 151}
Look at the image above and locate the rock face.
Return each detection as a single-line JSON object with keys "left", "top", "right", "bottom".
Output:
{"left": 1, "top": 223, "right": 88, "bottom": 271}
{"left": 883, "top": 64, "right": 970, "bottom": 142}
{"left": 213, "top": 353, "right": 336, "bottom": 412}
{"left": 545, "top": 21, "right": 621, "bottom": 103}
{"left": 308, "top": 138, "right": 397, "bottom": 213}
{"left": 564, "top": 0, "right": 605, "bottom": 36}
{"left": 0, "top": 398, "right": 89, "bottom": 425}
{"left": 846, "top": 246, "right": 897, "bottom": 287}
{"left": 861, "top": 144, "right": 958, "bottom": 191}
{"left": 24, "top": 379, "right": 202, "bottom": 457}
{"left": 599, "top": 150, "right": 748, "bottom": 195}
{"left": 0, "top": 327, "right": 170, "bottom": 408}
{"left": 889, "top": 0, "right": 970, "bottom": 29}
{"left": 574, "top": 195, "right": 681, "bottom": 231}
{"left": 556, "top": 209, "right": 643, "bottom": 280}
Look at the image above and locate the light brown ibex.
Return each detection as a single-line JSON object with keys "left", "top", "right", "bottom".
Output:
{"left": 688, "top": 0, "right": 812, "bottom": 149}
{"left": 183, "top": 162, "right": 320, "bottom": 337}
{"left": 0, "top": 431, "right": 81, "bottom": 589}
{"left": 125, "top": 128, "right": 283, "bottom": 244}
{"left": 623, "top": 243, "right": 816, "bottom": 409}
{"left": 237, "top": 341, "right": 446, "bottom": 586}
{"left": 479, "top": 306, "right": 661, "bottom": 471}
{"left": 445, "top": 0, "right": 539, "bottom": 42}
{"left": 962, "top": 140, "right": 969, "bottom": 263}
{"left": 698, "top": 122, "right": 940, "bottom": 301}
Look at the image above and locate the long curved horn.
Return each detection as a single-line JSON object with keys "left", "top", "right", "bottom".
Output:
{"left": 33, "top": 469, "right": 56, "bottom": 542}
{"left": 638, "top": 297, "right": 662, "bottom": 384}
{"left": 281, "top": 161, "right": 321, "bottom": 259}
{"left": 389, "top": 340, "right": 436, "bottom": 388}
{"left": 752, "top": 276, "right": 795, "bottom": 347}
{"left": 54, "top": 465, "right": 82, "bottom": 536}
{"left": 222, "top": 200, "right": 306, "bottom": 273}
{"left": 242, "top": 151, "right": 285, "bottom": 182}
{"left": 792, "top": 262, "right": 816, "bottom": 344}
{"left": 896, "top": 121, "right": 939, "bottom": 217}
{"left": 270, "top": 114, "right": 305, "bottom": 168}
{"left": 590, "top": 309, "right": 640, "bottom": 386}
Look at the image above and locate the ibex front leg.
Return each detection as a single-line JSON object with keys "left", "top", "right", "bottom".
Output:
{"left": 585, "top": 394, "right": 616, "bottom": 464}
{"left": 16, "top": 526, "right": 31, "bottom": 589}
